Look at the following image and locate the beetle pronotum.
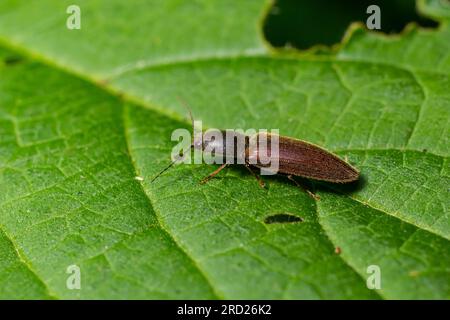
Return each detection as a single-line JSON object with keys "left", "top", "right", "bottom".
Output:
{"left": 151, "top": 102, "right": 359, "bottom": 198}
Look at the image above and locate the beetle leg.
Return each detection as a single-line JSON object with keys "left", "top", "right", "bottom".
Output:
{"left": 200, "top": 163, "right": 228, "bottom": 184}
{"left": 286, "top": 175, "right": 320, "bottom": 200}
{"left": 244, "top": 164, "right": 266, "bottom": 189}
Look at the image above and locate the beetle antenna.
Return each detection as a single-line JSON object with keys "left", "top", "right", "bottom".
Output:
{"left": 150, "top": 160, "right": 176, "bottom": 183}
{"left": 151, "top": 97, "right": 196, "bottom": 183}
{"left": 151, "top": 144, "right": 194, "bottom": 183}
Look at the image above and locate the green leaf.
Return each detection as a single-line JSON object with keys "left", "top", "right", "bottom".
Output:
{"left": 0, "top": 0, "right": 448, "bottom": 299}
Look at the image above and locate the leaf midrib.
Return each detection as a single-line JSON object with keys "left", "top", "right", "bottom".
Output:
{"left": 122, "top": 105, "right": 223, "bottom": 299}
{"left": 0, "top": 226, "right": 57, "bottom": 299}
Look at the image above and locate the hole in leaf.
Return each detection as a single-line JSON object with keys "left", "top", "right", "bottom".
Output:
{"left": 264, "top": 0, "right": 439, "bottom": 50}
{"left": 264, "top": 213, "right": 303, "bottom": 224}
{"left": 4, "top": 55, "right": 24, "bottom": 65}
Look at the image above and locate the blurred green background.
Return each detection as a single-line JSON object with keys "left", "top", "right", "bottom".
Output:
{"left": 264, "top": 0, "right": 438, "bottom": 49}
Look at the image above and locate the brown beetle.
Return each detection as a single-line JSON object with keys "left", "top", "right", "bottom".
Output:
{"left": 153, "top": 129, "right": 359, "bottom": 197}
{"left": 151, "top": 101, "right": 359, "bottom": 197}
{"left": 194, "top": 130, "right": 359, "bottom": 188}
